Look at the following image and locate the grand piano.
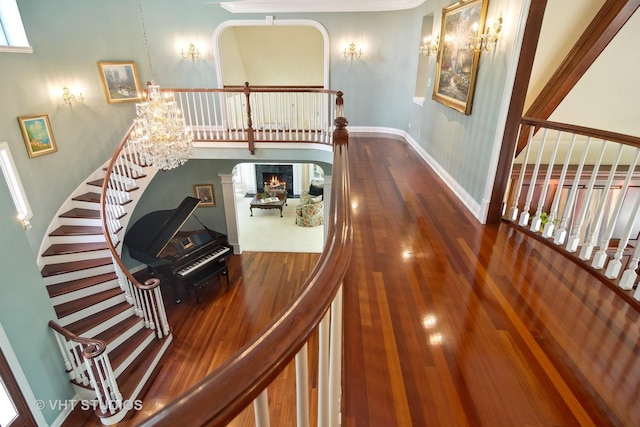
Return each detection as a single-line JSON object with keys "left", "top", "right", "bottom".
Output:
{"left": 124, "top": 196, "right": 232, "bottom": 303}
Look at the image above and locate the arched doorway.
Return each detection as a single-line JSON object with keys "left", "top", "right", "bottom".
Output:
{"left": 213, "top": 18, "right": 330, "bottom": 88}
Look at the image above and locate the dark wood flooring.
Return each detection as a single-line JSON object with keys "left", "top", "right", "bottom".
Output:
{"left": 66, "top": 135, "right": 639, "bottom": 426}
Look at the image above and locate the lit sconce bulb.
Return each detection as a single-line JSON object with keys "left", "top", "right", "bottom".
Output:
{"left": 181, "top": 43, "right": 201, "bottom": 61}
{"left": 61, "top": 86, "right": 84, "bottom": 105}
{"left": 343, "top": 42, "right": 363, "bottom": 60}
{"left": 420, "top": 33, "right": 439, "bottom": 56}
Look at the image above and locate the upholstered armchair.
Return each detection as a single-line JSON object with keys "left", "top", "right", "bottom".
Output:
{"left": 295, "top": 182, "right": 324, "bottom": 227}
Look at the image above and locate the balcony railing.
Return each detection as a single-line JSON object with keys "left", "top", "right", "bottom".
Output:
{"left": 98, "top": 85, "right": 351, "bottom": 425}
{"left": 503, "top": 117, "right": 640, "bottom": 305}
{"left": 168, "top": 83, "right": 343, "bottom": 153}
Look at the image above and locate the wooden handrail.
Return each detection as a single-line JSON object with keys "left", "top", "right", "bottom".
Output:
{"left": 99, "top": 122, "right": 162, "bottom": 295}
{"left": 48, "top": 320, "right": 107, "bottom": 359}
{"left": 138, "top": 117, "right": 352, "bottom": 426}
{"left": 521, "top": 117, "right": 640, "bottom": 148}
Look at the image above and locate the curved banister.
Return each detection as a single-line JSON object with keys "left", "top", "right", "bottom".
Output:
{"left": 48, "top": 320, "right": 107, "bottom": 359}
{"left": 138, "top": 117, "right": 352, "bottom": 426}
{"left": 99, "top": 122, "right": 161, "bottom": 295}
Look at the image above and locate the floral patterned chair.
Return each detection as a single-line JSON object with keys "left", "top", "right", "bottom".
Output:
{"left": 295, "top": 191, "right": 324, "bottom": 227}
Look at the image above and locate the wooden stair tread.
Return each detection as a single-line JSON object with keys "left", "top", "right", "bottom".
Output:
{"left": 64, "top": 302, "right": 132, "bottom": 336}
{"left": 108, "top": 328, "right": 155, "bottom": 372}
{"left": 46, "top": 272, "right": 118, "bottom": 298}
{"left": 49, "top": 225, "right": 104, "bottom": 236}
{"left": 40, "top": 257, "right": 113, "bottom": 278}
{"left": 95, "top": 316, "right": 143, "bottom": 345}
{"left": 42, "top": 242, "right": 108, "bottom": 257}
{"left": 72, "top": 192, "right": 101, "bottom": 203}
{"left": 59, "top": 208, "right": 101, "bottom": 219}
{"left": 54, "top": 287, "right": 124, "bottom": 318}
{"left": 87, "top": 179, "right": 104, "bottom": 187}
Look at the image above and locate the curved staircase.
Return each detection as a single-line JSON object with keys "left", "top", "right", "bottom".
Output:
{"left": 40, "top": 161, "right": 170, "bottom": 425}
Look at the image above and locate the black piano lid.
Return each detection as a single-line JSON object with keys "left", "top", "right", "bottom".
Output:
{"left": 125, "top": 196, "right": 201, "bottom": 259}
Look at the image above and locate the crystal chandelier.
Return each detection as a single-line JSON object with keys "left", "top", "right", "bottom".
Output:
{"left": 129, "top": 0, "right": 193, "bottom": 170}
{"left": 129, "top": 83, "right": 193, "bottom": 170}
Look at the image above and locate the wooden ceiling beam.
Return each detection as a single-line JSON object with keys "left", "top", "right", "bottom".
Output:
{"left": 516, "top": 0, "right": 640, "bottom": 154}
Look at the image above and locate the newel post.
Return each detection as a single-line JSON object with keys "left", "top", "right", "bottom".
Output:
{"left": 333, "top": 116, "right": 348, "bottom": 149}
{"left": 335, "top": 91, "right": 344, "bottom": 118}
{"left": 244, "top": 82, "right": 255, "bottom": 154}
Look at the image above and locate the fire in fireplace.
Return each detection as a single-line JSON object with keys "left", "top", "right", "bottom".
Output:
{"left": 255, "top": 165, "right": 294, "bottom": 197}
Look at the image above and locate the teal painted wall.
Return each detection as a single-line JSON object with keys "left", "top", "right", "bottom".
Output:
{"left": 0, "top": 0, "right": 525, "bottom": 422}
{"left": 0, "top": 175, "right": 74, "bottom": 425}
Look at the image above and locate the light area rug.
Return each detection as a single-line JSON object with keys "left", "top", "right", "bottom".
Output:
{"left": 236, "top": 195, "right": 324, "bottom": 253}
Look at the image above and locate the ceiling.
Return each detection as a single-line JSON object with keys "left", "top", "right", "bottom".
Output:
{"left": 218, "top": 0, "right": 426, "bottom": 13}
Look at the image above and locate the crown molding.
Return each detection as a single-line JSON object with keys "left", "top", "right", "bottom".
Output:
{"left": 219, "top": 0, "right": 426, "bottom": 13}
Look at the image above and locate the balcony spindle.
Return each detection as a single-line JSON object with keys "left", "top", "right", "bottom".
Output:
{"left": 253, "top": 389, "right": 270, "bottom": 427}
{"left": 295, "top": 344, "right": 310, "bottom": 427}
{"left": 507, "top": 127, "right": 534, "bottom": 221}
{"left": 519, "top": 129, "right": 549, "bottom": 227}
{"left": 531, "top": 131, "right": 562, "bottom": 232}
{"left": 554, "top": 137, "right": 594, "bottom": 245}
{"left": 543, "top": 134, "right": 578, "bottom": 238}
{"left": 579, "top": 144, "right": 624, "bottom": 260}
{"left": 594, "top": 148, "right": 640, "bottom": 269}
{"left": 566, "top": 139, "right": 607, "bottom": 253}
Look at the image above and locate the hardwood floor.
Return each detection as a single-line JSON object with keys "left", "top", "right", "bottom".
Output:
{"left": 65, "top": 134, "right": 639, "bottom": 426}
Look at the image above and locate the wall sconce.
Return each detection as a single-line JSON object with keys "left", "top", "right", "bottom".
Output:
{"left": 61, "top": 86, "right": 84, "bottom": 105}
{"left": 468, "top": 15, "right": 503, "bottom": 53}
{"left": 181, "top": 43, "right": 201, "bottom": 61}
{"left": 18, "top": 214, "right": 31, "bottom": 230}
{"left": 343, "top": 42, "right": 362, "bottom": 60}
{"left": 420, "top": 34, "right": 439, "bottom": 56}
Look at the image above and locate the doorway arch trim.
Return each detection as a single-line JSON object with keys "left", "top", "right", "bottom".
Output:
{"left": 213, "top": 17, "right": 330, "bottom": 89}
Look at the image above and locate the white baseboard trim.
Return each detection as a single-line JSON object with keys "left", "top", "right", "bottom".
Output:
{"left": 349, "top": 126, "right": 484, "bottom": 222}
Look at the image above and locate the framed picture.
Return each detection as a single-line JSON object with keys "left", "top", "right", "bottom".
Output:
{"left": 17, "top": 114, "right": 58, "bottom": 158}
{"left": 97, "top": 61, "right": 143, "bottom": 104}
{"left": 433, "top": 0, "right": 488, "bottom": 115}
{"left": 194, "top": 184, "right": 216, "bottom": 207}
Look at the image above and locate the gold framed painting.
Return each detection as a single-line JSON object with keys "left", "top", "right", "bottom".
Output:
{"left": 17, "top": 114, "right": 58, "bottom": 158}
{"left": 194, "top": 184, "right": 216, "bottom": 207}
{"left": 97, "top": 61, "right": 143, "bottom": 104}
{"left": 432, "top": 0, "right": 488, "bottom": 115}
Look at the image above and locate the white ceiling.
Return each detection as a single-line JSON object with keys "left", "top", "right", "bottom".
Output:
{"left": 218, "top": 0, "right": 426, "bottom": 13}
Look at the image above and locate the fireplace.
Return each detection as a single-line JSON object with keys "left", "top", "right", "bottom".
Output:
{"left": 255, "top": 164, "right": 294, "bottom": 197}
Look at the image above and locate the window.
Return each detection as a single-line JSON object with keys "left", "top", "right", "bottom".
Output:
{"left": 0, "top": 0, "right": 31, "bottom": 52}
{"left": 0, "top": 142, "right": 32, "bottom": 229}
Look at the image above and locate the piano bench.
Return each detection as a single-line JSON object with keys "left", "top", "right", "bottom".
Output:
{"left": 186, "top": 267, "right": 230, "bottom": 304}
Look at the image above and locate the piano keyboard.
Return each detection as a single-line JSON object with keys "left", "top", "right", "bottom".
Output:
{"left": 175, "top": 246, "right": 231, "bottom": 277}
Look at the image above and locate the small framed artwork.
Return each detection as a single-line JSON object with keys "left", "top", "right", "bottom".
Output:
{"left": 194, "top": 184, "right": 216, "bottom": 207}
{"left": 433, "top": 0, "right": 487, "bottom": 115}
{"left": 17, "top": 114, "right": 58, "bottom": 158}
{"left": 97, "top": 61, "right": 143, "bottom": 104}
